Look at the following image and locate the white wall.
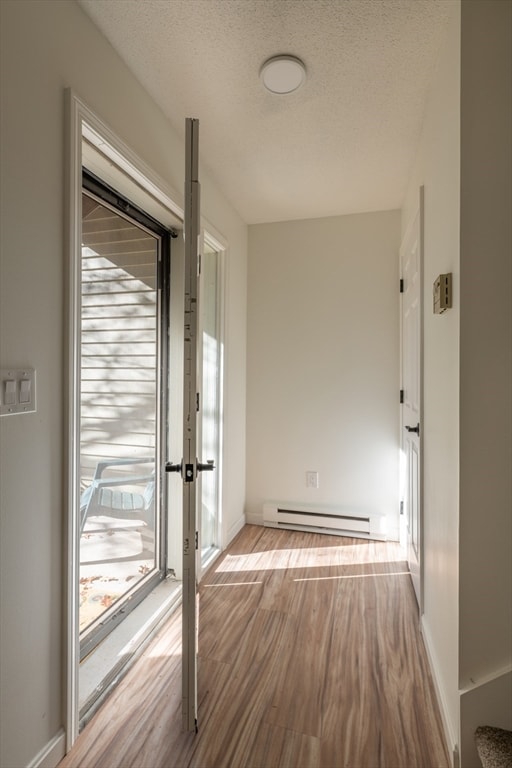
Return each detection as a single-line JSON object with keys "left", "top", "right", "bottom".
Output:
{"left": 458, "top": 1, "right": 512, "bottom": 763}
{"left": 402, "top": 1, "right": 512, "bottom": 764}
{"left": 459, "top": 0, "right": 512, "bottom": 684}
{"left": 401, "top": 1, "right": 461, "bottom": 753}
{"left": 0, "top": 2, "right": 247, "bottom": 766}
{"left": 246, "top": 211, "right": 400, "bottom": 538}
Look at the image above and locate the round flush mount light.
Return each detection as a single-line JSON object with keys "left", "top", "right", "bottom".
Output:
{"left": 260, "top": 55, "right": 306, "bottom": 94}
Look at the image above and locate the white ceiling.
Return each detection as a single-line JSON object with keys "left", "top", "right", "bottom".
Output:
{"left": 78, "top": 0, "right": 452, "bottom": 225}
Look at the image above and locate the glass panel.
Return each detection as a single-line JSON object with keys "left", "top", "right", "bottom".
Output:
{"left": 79, "top": 193, "right": 159, "bottom": 637}
{"left": 201, "top": 246, "right": 221, "bottom": 561}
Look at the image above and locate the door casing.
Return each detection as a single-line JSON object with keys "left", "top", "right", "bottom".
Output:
{"left": 400, "top": 187, "right": 424, "bottom": 611}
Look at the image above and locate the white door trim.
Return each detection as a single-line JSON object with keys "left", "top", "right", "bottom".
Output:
{"left": 65, "top": 88, "right": 84, "bottom": 750}
{"left": 399, "top": 186, "right": 424, "bottom": 611}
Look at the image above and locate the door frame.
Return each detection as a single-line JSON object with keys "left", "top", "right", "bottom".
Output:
{"left": 198, "top": 243, "right": 225, "bottom": 574}
{"left": 65, "top": 91, "right": 226, "bottom": 749}
{"left": 399, "top": 186, "right": 424, "bottom": 612}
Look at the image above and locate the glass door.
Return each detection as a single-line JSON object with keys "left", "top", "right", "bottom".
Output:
{"left": 79, "top": 172, "right": 170, "bottom": 658}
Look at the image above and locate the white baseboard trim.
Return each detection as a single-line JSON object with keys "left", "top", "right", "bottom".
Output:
{"left": 27, "top": 728, "right": 66, "bottom": 768}
{"left": 421, "top": 616, "right": 458, "bottom": 767}
{"left": 225, "top": 513, "right": 246, "bottom": 545}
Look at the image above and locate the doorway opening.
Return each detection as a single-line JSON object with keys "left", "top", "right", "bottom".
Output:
{"left": 67, "top": 95, "right": 226, "bottom": 741}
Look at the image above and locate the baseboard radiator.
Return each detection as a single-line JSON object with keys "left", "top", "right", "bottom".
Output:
{"left": 262, "top": 502, "right": 386, "bottom": 540}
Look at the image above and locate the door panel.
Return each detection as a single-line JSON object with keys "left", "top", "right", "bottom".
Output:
{"left": 409, "top": 440, "right": 420, "bottom": 559}
{"left": 182, "top": 117, "right": 201, "bottom": 733}
{"left": 401, "top": 192, "right": 423, "bottom": 608}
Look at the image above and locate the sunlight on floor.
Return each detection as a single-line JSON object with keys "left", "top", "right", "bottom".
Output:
{"left": 202, "top": 580, "right": 263, "bottom": 588}
{"left": 293, "top": 570, "right": 409, "bottom": 582}
{"left": 215, "top": 540, "right": 405, "bottom": 573}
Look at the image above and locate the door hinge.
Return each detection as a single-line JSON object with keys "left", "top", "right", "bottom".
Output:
{"left": 400, "top": 278, "right": 404, "bottom": 293}
{"left": 195, "top": 531, "right": 199, "bottom": 550}
{"left": 400, "top": 389, "right": 404, "bottom": 404}
{"left": 196, "top": 392, "right": 200, "bottom": 412}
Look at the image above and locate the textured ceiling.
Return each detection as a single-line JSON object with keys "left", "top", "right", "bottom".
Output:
{"left": 78, "top": 0, "right": 452, "bottom": 224}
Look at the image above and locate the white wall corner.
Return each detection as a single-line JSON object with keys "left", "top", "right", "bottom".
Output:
{"left": 421, "top": 616, "right": 459, "bottom": 766}
{"left": 27, "top": 729, "right": 66, "bottom": 768}
{"left": 225, "top": 512, "right": 246, "bottom": 546}
{"left": 245, "top": 509, "right": 263, "bottom": 526}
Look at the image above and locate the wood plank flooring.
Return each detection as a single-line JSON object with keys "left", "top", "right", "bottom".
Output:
{"left": 60, "top": 525, "right": 450, "bottom": 768}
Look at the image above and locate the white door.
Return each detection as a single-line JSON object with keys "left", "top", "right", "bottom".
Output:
{"left": 400, "top": 191, "right": 423, "bottom": 608}
{"left": 168, "top": 118, "right": 214, "bottom": 733}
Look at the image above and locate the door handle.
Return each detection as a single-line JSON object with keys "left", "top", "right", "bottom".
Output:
{"left": 166, "top": 459, "right": 215, "bottom": 477}
{"left": 405, "top": 424, "right": 420, "bottom": 436}
{"left": 197, "top": 459, "right": 215, "bottom": 472}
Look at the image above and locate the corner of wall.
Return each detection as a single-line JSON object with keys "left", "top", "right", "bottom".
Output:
{"left": 421, "top": 616, "right": 460, "bottom": 762}
{"left": 27, "top": 729, "right": 66, "bottom": 768}
{"left": 224, "top": 513, "right": 246, "bottom": 548}
{"left": 401, "top": 0, "right": 462, "bottom": 754}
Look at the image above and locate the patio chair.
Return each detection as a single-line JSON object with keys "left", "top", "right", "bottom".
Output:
{"left": 80, "top": 457, "right": 155, "bottom": 536}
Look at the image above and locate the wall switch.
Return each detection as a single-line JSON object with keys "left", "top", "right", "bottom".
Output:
{"left": 306, "top": 470, "right": 319, "bottom": 488}
{"left": 19, "top": 379, "right": 31, "bottom": 403}
{"left": 4, "top": 380, "right": 16, "bottom": 405}
{"left": 0, "top": 368, "right": 36, "bottom": 415}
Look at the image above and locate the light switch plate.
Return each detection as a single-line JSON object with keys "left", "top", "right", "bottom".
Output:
{"left": 0, "top": 368, "right": 36, "bottom": 415}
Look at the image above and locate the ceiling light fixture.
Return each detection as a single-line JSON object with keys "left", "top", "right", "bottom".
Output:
{"left": 260, "top": 55, "right": 306, "bottom": 94}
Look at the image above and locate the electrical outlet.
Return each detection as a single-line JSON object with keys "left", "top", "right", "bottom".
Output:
{"left": 306, "top": 471, "right": 319, "bottom": 488}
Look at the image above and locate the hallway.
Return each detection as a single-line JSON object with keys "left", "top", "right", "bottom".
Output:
{"left": 61, "top": 525, "right": 449, "bottom": 768}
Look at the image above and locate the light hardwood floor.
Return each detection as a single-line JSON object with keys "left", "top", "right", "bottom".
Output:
{"left": 60, "top": 525, "right": 450, "bottom": 768}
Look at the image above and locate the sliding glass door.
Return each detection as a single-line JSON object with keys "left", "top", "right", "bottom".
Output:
{"left": 79, "top": 172, "right": 171, "bottom": 658}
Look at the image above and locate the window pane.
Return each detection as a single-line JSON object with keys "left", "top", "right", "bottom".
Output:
{"left": 79, "top": 193, "right": 159, "bottom": 634}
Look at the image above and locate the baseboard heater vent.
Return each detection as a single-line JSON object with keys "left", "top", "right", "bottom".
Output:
{"left": 262, "top": 502, "right": 386, "bottom": 540}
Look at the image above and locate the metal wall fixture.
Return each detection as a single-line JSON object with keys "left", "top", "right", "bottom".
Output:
{"left": 433, "top": 273, "right": 453, "bottom": 314}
